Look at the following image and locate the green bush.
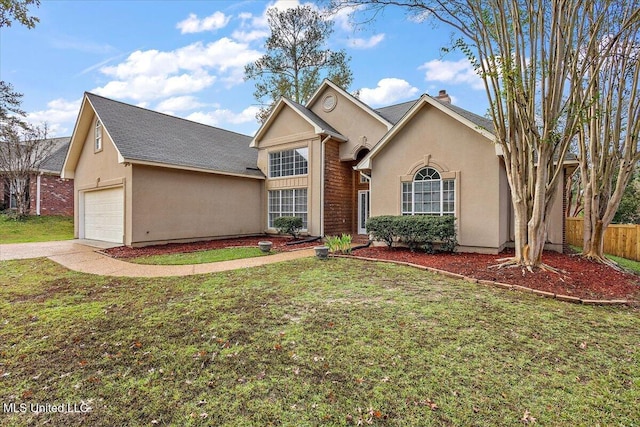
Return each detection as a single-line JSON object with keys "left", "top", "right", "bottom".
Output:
{"left": 366, "top": 215, "right": 457, "bottom": 253}
{"left": 326, "top": 234, "right": 352, "bottom": 254}
{"left": 365, "top": 215, "right": 396, "bottom": 247}
{"left": 273, "top": 216, "right": 303, "bottom": 238}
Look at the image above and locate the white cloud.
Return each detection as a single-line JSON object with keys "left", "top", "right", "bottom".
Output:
{"left": 176, "top": 12, "right": 231, "bottom": 34}
{"left": 232, "top": 29, "right": 270, "bottom": 43}
{"left": 26, "top": 98, "right": 81, "bottom": 136}
{"left": 155, "top": 96, "right": 205, "bottom": 113}
{"left": 186, "top": 106, "right": 260, "bottom": 127}
{"left": 419, "top": 59, "right": 484, "bottom": 90}
{"left": 348, "top": 34, "right": 385, "bottom": 49}
{"left": 94, "top": 72, "right": 216, "bottom": 102}
{"left": 94, "top": 39, "right": 262, "bottom": 101}
{"left": 358, "top": 78, "right": 420, "bottom": 106}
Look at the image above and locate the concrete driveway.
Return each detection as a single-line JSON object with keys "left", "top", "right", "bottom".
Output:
{"left": 0, "top": 239, "right": 120, "bottom": 261}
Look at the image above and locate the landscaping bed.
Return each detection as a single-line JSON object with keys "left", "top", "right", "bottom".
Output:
{"left": 102, "top": 235, "right": 320, "bottom": 259}
{"left": 353, "top": 246, "right": 640, "bottom": 301}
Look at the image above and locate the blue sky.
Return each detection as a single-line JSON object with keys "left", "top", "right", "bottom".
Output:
{"left": 0, "top": 0, "right": 488, "bottom": 137}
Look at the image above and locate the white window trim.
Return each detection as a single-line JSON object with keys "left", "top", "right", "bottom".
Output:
{"left": 95, "top": 119, "right": 103, "bottom": 152}
{"left": 402, "top": 167, "right": 455, "bottom": 216}
{"left": 268, "top": 188, "right": 308, "bottom": 230}
{"left": 268, "top": 147, "right": 308, "bottom": 178}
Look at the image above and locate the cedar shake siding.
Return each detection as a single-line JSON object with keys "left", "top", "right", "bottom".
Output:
{"left": 324, "top": 139, "right": 354, "bottom": 236}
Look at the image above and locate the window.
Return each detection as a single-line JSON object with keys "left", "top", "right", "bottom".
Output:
{"left": 95, "top": 119, "right": 103, "bottom": 152}
{"left": 8, "top": 178, "right": 29, "bottom": 209}
{"left": 268, "top": 188, "right": 308, "bottom": 229}
{"left": 402, "top": 167, "right": 455, "bottom": 215}
{"left": 269, "top": 148, "right": 308, "bottom": 178}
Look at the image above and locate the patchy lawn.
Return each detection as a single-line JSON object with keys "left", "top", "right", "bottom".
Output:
{"left": 127, "top": 247, "right": 270, "bottom": 265}
{"left": 0, "top": 215, "right": 73, "bottom": 244}
{"left": 1, "top": 258, "right": 638, "bottom": 426}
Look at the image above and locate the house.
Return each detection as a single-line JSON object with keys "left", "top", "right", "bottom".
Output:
{"left": 61, "top": 93, "right": 264, "bottom": 245}
{"left": 1, "top": 137, "right": 74, "bottom": 216}
{"left": 252, "top": 81, "right": 567, "bottom": 253}
{"left": 62, "top": 80, "right": 570, "bottom": 252}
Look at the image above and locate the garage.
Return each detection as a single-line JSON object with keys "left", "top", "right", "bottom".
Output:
{"left": 83, "top": 187, "right": 124, "bottom": 243}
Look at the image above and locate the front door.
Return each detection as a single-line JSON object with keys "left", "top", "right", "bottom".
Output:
{"left": 358, "top": 190, "right": 370, "bottom": 235}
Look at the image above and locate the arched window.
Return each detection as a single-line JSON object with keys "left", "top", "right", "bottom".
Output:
{"left": 402, "top": 167, "right": 455, "bottom": 215}
{"left": 95, "top": 119, "right": 103, "bottom": 152}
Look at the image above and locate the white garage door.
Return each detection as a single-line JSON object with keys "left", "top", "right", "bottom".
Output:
{"left": 84, "top": 187, "right": 124, "bottom": 243}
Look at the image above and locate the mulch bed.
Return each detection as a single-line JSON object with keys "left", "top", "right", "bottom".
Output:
{"left": 353, "top": 246, "right": 640, "bottom": 302}
{"left": 102, "top": 236, "right": 321, "bottom": 259}
{"left": 102, "top": 236, "right": 639, "bottom": 302}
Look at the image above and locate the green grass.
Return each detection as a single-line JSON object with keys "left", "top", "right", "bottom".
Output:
{"left": 128, "top": 247, "right": 270, "bottom": 265}
{"left": 0, "top": 214, "right": 74, "bottom": 243}
{"left": 1, "top": 257, "right": 639, "bottom": 426}
{"left": 570, "top": 245, "right": 640, "bottom": 274}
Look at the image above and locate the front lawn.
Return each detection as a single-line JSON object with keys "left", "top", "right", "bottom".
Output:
{"left": 0, "top": 215, "right": 73, "bottom": 243}
{"left": 127, "top": 247, "right": 270, "bottom": 265}
{"left": 0, "top": 258, "right": 638, "bottom": 426}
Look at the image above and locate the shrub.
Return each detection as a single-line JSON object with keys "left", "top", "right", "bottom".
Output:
{"left": 326, "top": 234, "right": 352, "bottom": 254}
{"left": 366, "top": 215, "right": 457, "bottom": 253}
{"left": 273, "top": 216, "right": 303, "bottom": 239}
{"left": 365, "top": 215, "right": 396, "bottom": 247}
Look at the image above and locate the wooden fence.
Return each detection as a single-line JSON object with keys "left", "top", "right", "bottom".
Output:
{"left": 566, "top": 217, "right": 640, "bottom": 261}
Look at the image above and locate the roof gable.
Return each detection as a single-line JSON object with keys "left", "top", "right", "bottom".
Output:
{"left": 251, "top": 97, "right": 347, "bottom": 147}
{"left": 358, "top": 95, "right": 496, "bottom": 170}
{"left": 63, "top": 93, "right": 262, "bottom": 179}
{"left": 306, "top": 79, "right": 393, "bottom": 130}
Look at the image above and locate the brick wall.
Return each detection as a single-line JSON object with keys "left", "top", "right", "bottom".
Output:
{"left": 29, "top": 174, "right": 74, "bottom": 216}
{"left": 324, "top": 140, "right": 355, "bottom": 236}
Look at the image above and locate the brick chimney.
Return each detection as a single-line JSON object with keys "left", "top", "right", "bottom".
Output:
{"left": 435, "top": 89, "right": 451, "bottom": 104}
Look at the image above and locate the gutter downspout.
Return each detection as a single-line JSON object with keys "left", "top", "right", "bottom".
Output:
{"left": 320, "top": 135, "right": 331, "bottom": 237}
{"left": 36, "top": 173, "right": 41, "bottom": 216}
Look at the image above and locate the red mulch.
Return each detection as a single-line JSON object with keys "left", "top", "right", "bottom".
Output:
{"left": 354, "top": 247, "right": 640, "bottom": 302}
{"left": 102, "top": 236, "right": 321, "bottom": 258}
{"left": 102, "top": 236, "right": 639, "bottom": 302}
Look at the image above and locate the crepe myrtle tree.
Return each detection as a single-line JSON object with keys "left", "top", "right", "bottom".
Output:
{"left": 573, "top": 1, "right": 640, "bottom": 266}
{"left": 0, "top": 82, "right": 53, "bottom": 219}
{"left": 245, "top": 4, "right": 353, "bottom": 122}
{"left": 332, "top": 0, "right": 639, "bottom": 271}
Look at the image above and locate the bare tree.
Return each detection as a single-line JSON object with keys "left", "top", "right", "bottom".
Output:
{"left": 0, "top": 83, "right": 53, "bottom": 219}
{"left": 574, "top": 2, "right": 640, "bottom": 265}
{"left": 332, "top": 0, "right": 637, "bottom": 270}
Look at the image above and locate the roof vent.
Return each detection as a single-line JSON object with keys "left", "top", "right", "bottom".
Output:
{"left": 435, "top": 89, "right": 451, "bottom": 104}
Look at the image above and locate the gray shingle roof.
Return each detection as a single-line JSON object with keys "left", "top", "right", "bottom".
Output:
{"left": 375, "top": 100, "right": 416, "bottom": 124}
{"left": 86, "top": 93, "right": 262, "bottom": 177}
{"left": 40, "top": 137, "right": 71, "bottom": 173}
{"left": 287, "top": 99, "right": 346, "bottom": 140}
{"left": 438, "top": 100, "right": 494, "bottom": 133}
{"left": 375, "top": 96, "right": 495, "bottom": 132}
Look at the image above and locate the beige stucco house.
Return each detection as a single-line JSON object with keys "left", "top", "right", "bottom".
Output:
{"left": 252, "top": 80, "right": 568, "bottom": 253}
{"left": 62, "top": 93, "right": 264, "bottom": 246}
{"left": 62, "top": 80, "right": 569, "bottom": 252}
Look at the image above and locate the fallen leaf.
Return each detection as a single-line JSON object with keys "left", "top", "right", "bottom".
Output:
{"left": 522, "top": 410, "right": 537, "bottom": 424}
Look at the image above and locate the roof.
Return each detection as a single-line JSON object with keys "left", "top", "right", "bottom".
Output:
{"left": 251, "top": 97, "right": 348, "bottom": 146}
{"left": 85, "top": 93, "right": 262, "bottom": 178}
{"left": 375, "top": 99, "right": 417, "bottom": 125}
{"left": 357, "top": 94, "right": 497, "bottom": 170}
{"left": 441, "top": 101, "right": 494, "bottom": 132}
{"left": 286, "top": 99, "right": 347, "bottom": 141}
{"left": 305, "top": 79, "right": 393, "bottom": 130}
{"left": 39, "top": 137, "right": 71, "bottom": 174}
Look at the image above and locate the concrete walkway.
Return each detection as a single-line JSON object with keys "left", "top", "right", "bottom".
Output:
{"left": 0, "top": 240, "right": 316, "bottom": 277}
